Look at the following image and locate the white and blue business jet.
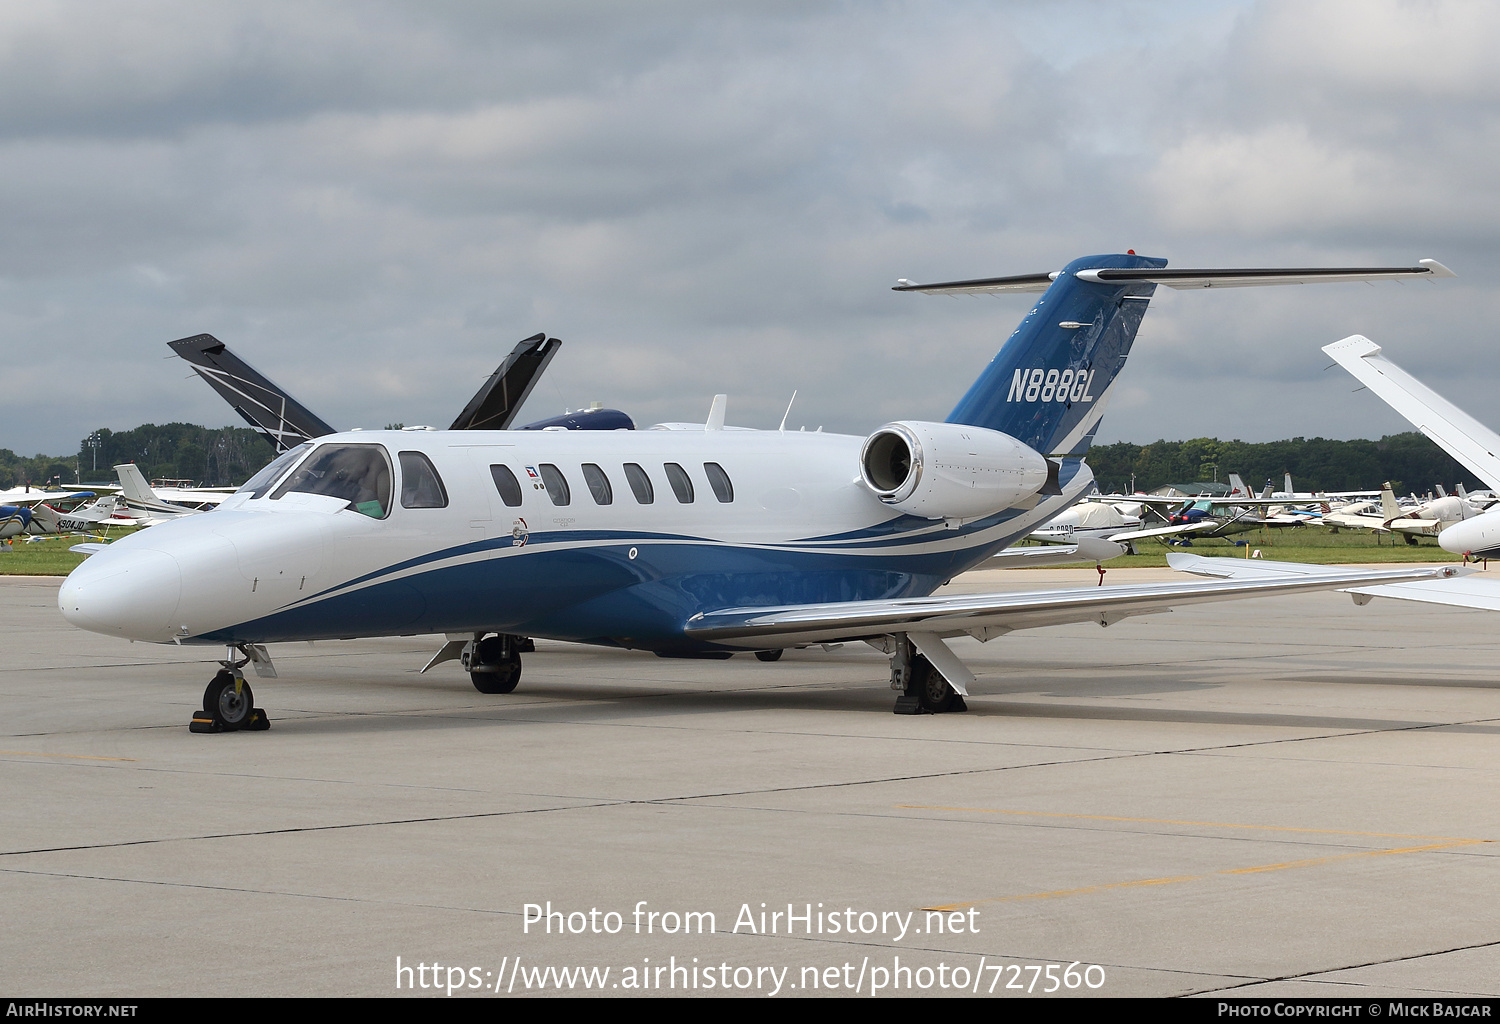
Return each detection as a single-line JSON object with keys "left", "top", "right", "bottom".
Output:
{"left": 58, "top": 253, "right": 1464, "bottom": 729}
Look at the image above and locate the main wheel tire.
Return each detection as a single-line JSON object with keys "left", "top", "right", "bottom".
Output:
{"left": 204, "top": 673, "right": 255, "bottom": 729}
{"left": 754, "top": 649, "right": 783, "bottom": 662}
{"left": 912, "top": 656, "right": 956, "bottom": 713}
{"left": 203, "top": 670, "right": 235, "bottom": 711}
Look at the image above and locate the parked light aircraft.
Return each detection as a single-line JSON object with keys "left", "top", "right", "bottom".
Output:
{"left": 58, "top": 255, "right": 1462, "bottom": 730}
{"left": 0, "top": 488, "right": 109, "bottom": 538}
{"left": 1325, "top": 335, "right": 1500, "bottom": 560}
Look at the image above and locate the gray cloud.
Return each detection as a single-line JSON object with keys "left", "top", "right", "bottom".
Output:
{"left": 2, "top": 0, "right": 1496, "bottom": 466}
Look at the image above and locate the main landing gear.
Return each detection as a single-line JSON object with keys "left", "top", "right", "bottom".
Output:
{"left": 888, "top": 635, "right": 967, "bottom": 715}
{"left": 463, "top": 633, "right": 523, "bottom": 694}
{"left": 190, "top": 645, "right": 271, "bottom": 733}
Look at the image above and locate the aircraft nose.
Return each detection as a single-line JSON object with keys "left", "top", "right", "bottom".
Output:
{"left": 59, "top": 549, "right": 183, "bottom": 642}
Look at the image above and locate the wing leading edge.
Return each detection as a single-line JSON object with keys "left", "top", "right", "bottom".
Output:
{"left": 685, "top": 562, "right": 1468, "bottom": 650}
{"left": 1168, "top": 551, "right": 1500, "bottom": 612}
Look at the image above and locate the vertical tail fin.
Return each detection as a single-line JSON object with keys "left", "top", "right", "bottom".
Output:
{"left": 1381, "top": 482, "right": 1402, "bottom": 523}
{"left": 114, "top": 464, "right": 161, "bottom": 505}
{"left": 944, "top": 254, "right": 1165, "bottom": 456}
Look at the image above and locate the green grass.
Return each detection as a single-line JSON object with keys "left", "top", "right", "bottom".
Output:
{"left": 1017, "top": 525, "right": 1467, "bottom": 569}
{"left": 0, "top": 530, "right": 136, "bottom": 576}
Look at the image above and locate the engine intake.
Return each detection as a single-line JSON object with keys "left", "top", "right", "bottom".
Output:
{"left": 858, "top": 421, "right": 1051, "bottom": 519}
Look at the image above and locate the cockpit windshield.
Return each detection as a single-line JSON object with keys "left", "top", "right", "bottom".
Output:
{"left": 269, "top": 443, "right": 393, "bottom": 518}
{"left": 235, "top": 442, "right": 314, "bottom": 500}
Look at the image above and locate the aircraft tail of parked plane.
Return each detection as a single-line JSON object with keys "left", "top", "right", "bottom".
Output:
{"left": 112, "top": 464, "right": 199, "bottom": 523}
{"left": 61, "top": 255, "right": 1463, "bottom": 728}
{"left": 1325, "top": 335, "right": 1500, "bottom": 490}
{"left": 1325, "top": 335, "right": 1500, "bottom": 558}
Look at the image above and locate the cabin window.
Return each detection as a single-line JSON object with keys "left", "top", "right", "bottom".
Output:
{"left": 490, "top": 465, "right": 523, "bottom": 507}
{"left": 581, "top": 463, "right": 613, "bottom": 505}
{"left": 703, "top": 462, "right": 734, "bottom": 503}
{"left": 664, "top": 462, "right": 694, "bottom": 503}
{"left": 538, "top": 463, "right": 571, "bottom": 506}
{"left": 399, "top": 451, "right": 449, "bottom": 508}
{"left": 270, "top": 443, "right": 392, "bottom": 519}
{"left": 623, "top": 463, "right": 654, "bottom": 504}
{"left": 239, "top": 442, "right": 313, "bottom": 499}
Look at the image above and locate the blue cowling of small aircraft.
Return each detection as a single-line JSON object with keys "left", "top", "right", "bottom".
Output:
{"left": 0, "top": 505, "right": 32, "bottom": 539}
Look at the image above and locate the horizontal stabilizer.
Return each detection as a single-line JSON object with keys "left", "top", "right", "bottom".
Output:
{"left": 896, "top": 260, "right": 1453, "bottom": 295}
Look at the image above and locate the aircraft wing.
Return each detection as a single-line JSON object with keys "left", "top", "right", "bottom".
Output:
{"left": 980, "top": 537, "right": 1125, "bottom": 568}
{"left": 1106, "top": 521, "right": 1221, "bottom": 542}
{"left": 895, "top": 260, "right": 1453, "bottom": 296}
{"left": 683, "top": 562, "right": 1466, "bottom": 649}
{"left": 1167, "top": 551, "right": 1497, "bottom": 612}
{"left": 449, "top": 333, "right": 562, "bottom": 431}
{"left": 1324, "top": 334, "right": 1500, "bottom": 491}
{"left": 169, "top": 334, "right": 337, "bottom": 453}
{"left": 0, "top": 490, "right": 96, "bottom": 508}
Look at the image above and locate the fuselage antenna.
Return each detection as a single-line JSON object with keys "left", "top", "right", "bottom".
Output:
{"left": 778, "top": 390, "right": 798, "bottom": 433}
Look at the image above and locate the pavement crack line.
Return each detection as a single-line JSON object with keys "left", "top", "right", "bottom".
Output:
{"left": 1186, "top": 935, "right": 1500, "bottom": 997}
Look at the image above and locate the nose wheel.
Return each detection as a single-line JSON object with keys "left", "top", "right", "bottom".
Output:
{"left": 190, "top": 651, "right": 271, "bottom": 733}
{"left": 463, "top": 633, "right": 523, "bottom": 694}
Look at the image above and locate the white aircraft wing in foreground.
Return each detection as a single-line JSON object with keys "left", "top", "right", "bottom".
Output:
{"left": 1167, "top": 552, "right": 1488, "bottom": 612}
{"left": 687, "top": 561, "right": 1468, "bottom": 693}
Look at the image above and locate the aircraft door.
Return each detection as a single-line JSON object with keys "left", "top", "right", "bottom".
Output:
{"left": 463, "top": 446, "right": 516, "bottom": 542}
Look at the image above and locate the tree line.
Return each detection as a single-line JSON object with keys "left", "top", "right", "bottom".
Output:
{"left": 0, "top": 424, "right": 277, "bottom": 489}
{"left": 1086, "top": 434, "right": 1477, "bottom": 496}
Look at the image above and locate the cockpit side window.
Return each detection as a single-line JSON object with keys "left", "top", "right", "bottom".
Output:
{"left": 399, "top": 451, "right": 449, "bottom": 509}
{"left": 270, "top": 443, "right": 392, "bottom": 518}
{"left": 239, "top": 442, "right": 314, "bottom": 499}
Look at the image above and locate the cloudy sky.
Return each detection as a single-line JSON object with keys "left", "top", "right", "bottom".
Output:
{"left": 3, "top": 0, "right": 1497, "bottom": 458}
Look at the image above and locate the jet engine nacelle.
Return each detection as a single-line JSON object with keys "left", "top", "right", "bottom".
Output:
{"left": 858, "top": 421, "right": 1052, "bottom": 519}
{"left": 1439, "top": 507, "right": 1500, "bottom": 558}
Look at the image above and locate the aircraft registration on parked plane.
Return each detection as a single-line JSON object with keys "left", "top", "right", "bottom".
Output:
{"left": 58, "top": 254, "right": 1465, "bottom": 730}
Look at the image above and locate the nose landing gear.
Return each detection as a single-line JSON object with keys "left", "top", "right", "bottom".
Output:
{"left": 463, "top": 633, "right": 523, "bottom": 694}
{"left": 189, "top": 646, "right": 272, "bottom": 733}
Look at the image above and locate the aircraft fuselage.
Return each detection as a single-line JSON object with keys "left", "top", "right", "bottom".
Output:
{"left": 59, "top": 428, "right": 1093, "bottom": 651}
